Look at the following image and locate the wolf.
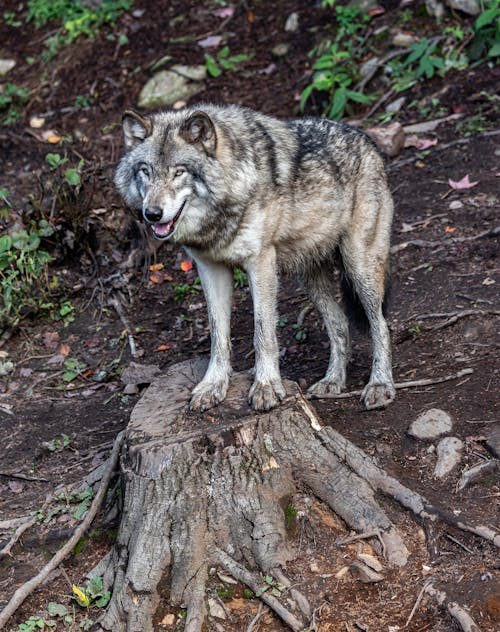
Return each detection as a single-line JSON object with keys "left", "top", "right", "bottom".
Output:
{"left": 115, "top": 103, "right": 396, "bottom": 412}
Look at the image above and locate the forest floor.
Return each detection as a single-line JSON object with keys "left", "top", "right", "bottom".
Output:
{"left": 0, "top": 1, "right": 499, "bottom": 631}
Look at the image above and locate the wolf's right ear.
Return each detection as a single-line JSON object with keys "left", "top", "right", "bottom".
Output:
{"left": 179, "top": 111, "right": 217, "bottom": 155}
{"left": 122, "top": 110, "right": 152, "bottom": 149}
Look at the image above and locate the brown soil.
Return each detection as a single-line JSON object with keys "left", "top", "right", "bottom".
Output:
{"left": 0, "top": 1, "right": 499, "bottom": 631}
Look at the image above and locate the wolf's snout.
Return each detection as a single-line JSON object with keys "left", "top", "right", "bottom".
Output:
{"left": 143, "top": 206, "right": 163, "bottom": 223}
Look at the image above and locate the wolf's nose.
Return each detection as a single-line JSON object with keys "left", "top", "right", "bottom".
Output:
{"left": 144, "top": 206, "right": 163, "bottom": 222}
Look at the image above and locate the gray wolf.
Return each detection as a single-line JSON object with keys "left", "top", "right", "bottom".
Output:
{"left": 115, "top": 104, "right": 395, "bottom": 412}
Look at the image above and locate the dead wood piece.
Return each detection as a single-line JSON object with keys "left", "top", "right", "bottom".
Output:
{"left": 391, "top": 226, "right": 500, "bottom": 254}
{"left": 109, "top": 295, "right": 138, "bottom": 358}
{"left": 457, "top": 460, "right": 499, "bottom": 491}
{"left": 424, "top": 583, "right": 481, "bottom": 632}
{"left": 0, "top": 431, "right": 124, "bottom": 630}
{"left": 0, "top": 516, "right": 37, "bottom": 559}
{"left": 307, "top": 368, "right": 474, "bottom": 401}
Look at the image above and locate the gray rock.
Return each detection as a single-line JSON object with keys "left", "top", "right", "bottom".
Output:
{"left": 285, "top": 12, "right": 299, "bottom": 33}
{"left": 446, "top": 0, "right": 480, "bottom": 15}
{"left": 385, "top": 97, "right": 406, "bottom": 114}
{"left": 408, "top": 408, "right": 453, "bottom": 439}
{"left": 350, "top": 560, "right": 384, "bottom": 583}
{"left": 272, "top": 43, "right": 290, "bottom": 57}
{"left": 365, "top": 123, "right": 405, "bottom": 157}
{"left": 433, "top": 436, "right": 463, "bottom": 479}
{"left": 348, "top": 0, "right": 379, "bottom": 11}
{"left": 486, "top": 424, "right": 500, "bottom": 459}
{"left": 0, "top": 59, "right": 16, "bottom": 75}
{"left": 392, "top": 33, "right": 419, "bottom": 48}
{"left": 138, "top": 65, "right": 206, "bottom": 109}
{"left": 208, "top": 598, "right": 226, "bottom": 620}
{"left": 121, "top": 361, "right": 160, "bottom": 386}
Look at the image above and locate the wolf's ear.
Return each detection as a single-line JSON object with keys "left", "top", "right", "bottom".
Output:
{"left": 122, "top": 110, "right": 152, "bottom": 149}
{"left": 180, "top": 111, "right": 217, "bottom": 155}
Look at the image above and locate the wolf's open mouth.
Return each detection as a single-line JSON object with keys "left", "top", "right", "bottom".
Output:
{"left": 151, "top": 199, "right": 187, "bottom": 239}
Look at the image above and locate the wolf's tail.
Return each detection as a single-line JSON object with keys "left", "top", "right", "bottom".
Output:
{"left": 339, "top": 259, "right": 390, "bottom": 333}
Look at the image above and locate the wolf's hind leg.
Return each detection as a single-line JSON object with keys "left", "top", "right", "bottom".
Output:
{"left": 341, "top": 224, "right": 395, "bottom": 410}
{"left": 188, "top": 254, "right": 233, "bottom": 412}
{"left": 304, "top": 268, "right": 349, "bottom": 396}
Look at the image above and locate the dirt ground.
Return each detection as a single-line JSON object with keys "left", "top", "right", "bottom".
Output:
{"left": 0, "top": 1, "right": 499, "bottom": 631}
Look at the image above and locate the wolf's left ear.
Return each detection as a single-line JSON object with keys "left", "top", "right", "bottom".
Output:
{"left": 122, "top": 110, "right": 152, "bottom": 149}
{"left": 180, "top": 111, "right": 217, "bottom": 155}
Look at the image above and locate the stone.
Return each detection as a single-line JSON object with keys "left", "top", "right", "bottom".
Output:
{"left": 365, "top": 122, "right": 405, "bottom": 157}
{"left": 356, "top": 553, "right": 383, "bottom": 572}
{"left": 445, "top": 0, "right": 481, "bottom": 15}
{"left": 392, "top": 33, "right": 418, "bottom": 48}
{"left": 272, "top": 43, "right": 290, "bottom": 57}
{"left": 138, "top": 65, "right": 206, "bottom": 109}
{"left": 285, "top": 12, "right": 299, "bottom": 33}
{"left": 0, "top": 59, "right": 16, "bottom": 75}
{"left": 433, "top": 437, "right": 463, "bottom": 479}
{"left": 348, "top": 0, "right": 379, "bottom": 11}
{"left": 408, "top": 408, "right": 453, "bottom": 439}
{"left": 208, "top": 598, "right": 226, "bottom": 620}
{"left": 350, "top": 560, "right": 384, "bottom": 583}
{"left": 486, "top": 425, "right": 500, "bottom": 459}
{"left": 385, "top": 97, "right": 406, "bottom": 114}
{"left": 449, "top": 200, "right": 463, "bottom": 210}
{"left": 121, "top": 361, "right": 160, "bottom": 386}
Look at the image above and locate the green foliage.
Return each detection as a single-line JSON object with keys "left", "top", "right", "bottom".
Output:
{"left": 3, "top": 11, "right": 22, "bottom": 27}
{"left": 18, "top": 617, "right": 54, "bottom": 631}
{"left": 172, "top": 277, "right": 201, "bottom": 301}
{"left": 284, "top": 503, "right": 298, "bottom": 530}
{"left": 204, "top": 46, "right": 254, "bottom": 77}
{"left": 0, "top": 82, "right": 30, "bottom": 125}
{"left": 468, "top": 0, "right": 500, "bottom": 60}
{"left": 62, "top": 357, "right": 87, "bottom": 382}
{"left": 43, "top": 432, "right": 72, "bottom": 452}
{"left": 217, "top": 586, "right": 236, "bottom": 600}
{"left": 233, "top": 267, "right": 247, "bottom": 288}
{"left": 26, "top": 0, "right": 133, "bottom": 59}
{"left": 72, "top": 576, "right": 111, "bottom": 609}
{"left": 301, "top": 5, "right": 373, "bottom": 119}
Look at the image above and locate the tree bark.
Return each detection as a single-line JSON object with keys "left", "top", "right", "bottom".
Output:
{"left": 94, "top": 358, "right": 413, "bottom": 632}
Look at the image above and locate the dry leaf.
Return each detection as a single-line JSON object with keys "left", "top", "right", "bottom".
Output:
{"left": 155, "top": 343, "right": 172, "bottom": 352}
{"left": 149, "top": 263, "right": 164, "bottom": 271}
{"left": 180, "top": 260, "right": 193, "bottom": 272}
{"left": 60, "top": 343, "right": 71, "bottom": 357}
{"left": 198, "top": 35, "right": 222, "bottom": 48}
{"left": 448, "top": 174, "right": 479, "bottom": 190}
{"left": 444, "top": 226, "right": 457, "bottom": 233}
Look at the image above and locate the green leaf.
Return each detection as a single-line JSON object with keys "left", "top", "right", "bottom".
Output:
{"left": 64, "top": 168, "right": 81, "bottom": 186}
{"left": 204, "top": 54, "right": 221, "bottom": 77}
{"left": 345, "top": 90, "right": 372, "bottom": 104}
{"left": 47, "top": 602, "right": 68, "bottom": 617}
{"left": 405, "top": 38, "right": 429, "bottom": 65}
{"left": 95, "top": 591, "right": 111, "bottom": 608}
{"left": 0, "top": 235, "right": 12, "bottom": 253}
{"left": 488, "top": 41, "right": 500, "bottom": 56}
{"left": 329, "top": 87, "right": 347, "bottom": 119}
{"left": 87, "top": 576, "right": 104, "bottom": 598}
{"left": 475, "top": 7, "right": 498, "bottom": 30}
{"left": 299, "top": 85, "right": 313, "bottom": 111}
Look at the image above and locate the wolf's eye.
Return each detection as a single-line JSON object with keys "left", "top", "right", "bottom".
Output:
{"left": 138, "top": 165, "right": 149, "bottom": 177}
{"left": 174, "top": 168, "right": 185, "bottom": 178}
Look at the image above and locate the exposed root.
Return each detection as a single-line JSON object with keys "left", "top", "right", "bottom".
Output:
{"left": 271, "top": 567, "right": 311, "bottom": 618}
{"left": 0, "top": 516, "right": 37, "bottom": 559}
{"left": 424, "top": 583, "right": 481, "bottom": 632}
{"left": 0, "top": 431, "right": 124, "bottom": 630}
{"left": 391, "top": 225, "right": 500, "bottom": 254}
{"left": 213, "top": 548, "right": 306, "bottom": 632}
{"left": 306, "top": 368, "right": 474, "bottom": 401}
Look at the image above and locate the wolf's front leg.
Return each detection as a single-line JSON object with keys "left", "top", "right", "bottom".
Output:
{"left": 247, "top": 248, "right": 286, "bottom": 411}
{"left": 189, "top": 254, "right": 233, "bottom": 411}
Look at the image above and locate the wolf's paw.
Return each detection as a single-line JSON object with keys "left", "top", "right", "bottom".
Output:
{"left": 190, "top": 379, "right": 228, "bottom": 412}
{"left": 249, "top": 379, "right": 286, "bottom": 412}
{"left": 361, "top": 382, "right": 396, "bottom": 410}
{"left": 307, "top": 378, "right": 345, "bottom": 397}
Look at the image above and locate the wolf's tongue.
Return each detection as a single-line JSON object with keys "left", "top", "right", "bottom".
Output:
{"left": 153, "top": 221, "right": 173, "bottom": 236}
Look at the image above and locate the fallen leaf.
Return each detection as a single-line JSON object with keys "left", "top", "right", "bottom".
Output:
{"left": 368, "top": 6, "right": 386, "bottom": 16}
{"left": 448, "top": 174, "right": 479, "bottom": 190}
{"left": 212, "top": 7, "right": 235, "bottom": 18}
{"left": 43, "top": 330, "right": 60, "bottom": 349}
{"left": 180, "top": 260, "right": 193, "bottom": 272}
{"left": 8, "top": 480, "right": 24, "bottom": 493}
{"left": 149, "top": 263, "right": 164, "bottom": 271}
{"left": 149, "top": 270, "right": 172, "bottom": 284}
{"left": 247, "top": 10, "right": 254, "bottom": 22}
{"left": 29, "top": 116, "right": 45, "bottom": 128}
{"left": 258, "top": 63, "right": 277, "bottom": 75}
{"left": 415, "top": 161, "right": 426, "bottom": 169}
{"left": 482, "top": 277, "right": 495, "bottom": 285}
{"left": 198, "top": 35, "right": 222, "bottom": 48}
{"left": 404, "top": 135, "right": 438, "bottom": 150}
{"left": 60, "top": 343, "right": 71, "bottom": 357}
{"left": 160, "top": 613, "right": 175, "bottom": 626}
{"left": 155, "top": 343, "right": 172, "bottom": 352}
{"left": 444, "top": 226, "right": 457, "bottom": 233}
{"left": 40, "top": 129, "right": 62, "bottom": 143}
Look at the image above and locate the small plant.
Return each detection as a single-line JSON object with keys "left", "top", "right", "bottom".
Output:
{"left": 404, "top": 38, "right": 445, "bottom": 80}
{"left": 74, "top": 94, "right": 93, "bottom": 109}
{"left": 3, "top": 11, "right": 22, "bottom": 27}
{"left": 42, "top": 432, "right": 72, "bottom": 452}
{"left": 204, "top": 46, "right": 254, "bottom": 77}
{"left": 172, "top": 277, "right": 201, "bottom": 301}
{"left": 284, "top": 503, "right": 298, "bottom": 530}
{"left": 62, "top": 357, "right": 87, "bottom": 382}
{"left": 468, "top": 0, "right": 500, "bottom": 61}
{"left": 255, "top": 575, "right": 287, "bottom": 598}
{"left": 18, "top": 616, "right": 54, "bottom": 631}
{"left": 292, "top": 322, "right": 308, "bottom": 342}
{"left": 71, "top": 576, "right": 111, "bottom": 609}
{"left": 216, "top": 586, "right": 236, "bottom": 600}
{"left": 233, "top": 267, "right": 247, "bottom": 288}
{"left": 46, "top": 152, "right": 84, "bottom": 187}
{"left": 0, "top": 82, "right": 30, "bottom": 124}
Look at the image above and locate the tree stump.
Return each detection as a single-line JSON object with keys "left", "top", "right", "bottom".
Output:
{"left": 93, "top": 358, "right": 415, "bottom": 632}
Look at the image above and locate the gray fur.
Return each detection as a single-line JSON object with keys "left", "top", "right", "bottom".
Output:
{"left": 115, "top": 104, "right": 396, "bottom": 411}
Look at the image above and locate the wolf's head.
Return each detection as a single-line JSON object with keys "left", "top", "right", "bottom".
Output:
{"left": 114, "top": 109, "right": 227, "bottom": 243}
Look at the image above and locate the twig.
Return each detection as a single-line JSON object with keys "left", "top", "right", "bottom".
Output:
{"left": 109, "top": 296, "right": 138, "bottom": 358}
{"left": 391, "top": 226, "right": 500, "bottom": 254}
{"left": 307, "top": 368, "right": 474, "bottom": 400}
{"left": 424, "top": 583, "right": 481, "bottom": 632}
{"left": 364, "top": 87, "right": 395, "bottom": 119}
{"left": 412, "top": 309, "right": 500, "bottom": 330}
{"left": 355, "top": 49, "right": 408, "bottom": 92}
{"left": 0, "top": 517, "right": 37, "bottom": 559}
{"left": 0, "top": 431, "right": 124, "bottom": 630}
{"left": 389, "top": 128, "right": 500, "bottom": 171}
{"left": 246, "top": 602, "right": 264, "bottom": 632}
{"left": 335, "top": 530, "right": 381, "bottom": 546}
{"left": 0, "top": 471, "right": 49, "bottom": 483}
{"left": 456, "top": 293, "right": 494, "bottom": 306}
{"left": 297, "top": 303, "right": 313, "bottom": 327}
{"left": 445, "top": 534, "right": 474, "bottom": 555}
{"left": 0, "top": 516, "right": 35, "bottom": 530}
{"left": 213, "top": 548, "right": 305, "bottom": 632}
{"left": 405, "top": 580, "right": 432, "bottom": 628}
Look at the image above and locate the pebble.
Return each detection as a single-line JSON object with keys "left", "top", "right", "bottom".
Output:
{"left": 385, "top": 96, "right": 406, "bottom": 114}
{"left": 272, "top": 43, "right": 290, "bottom": 57}
{"left": 446, "top": 0, "right": 481, "bottom": 15}
{"left": 433, "top": 436, "right": 463, "bottom": 479}
{"left": 285, "top": 12, "right": 299, "bottom": 32}
{"left": 408, "top": 408, "right": 453, "bottom": 439}
{"left": 350, "top": 560, "right": 384, "bottom": 583}
{"left": 208, "top": 598, "right": 226, "bottom": 620}
{"left": 449, "top": 200, "right": 463, "bottom": 210}
{"left": 0, "top": 59, "right": 16, "bottom": 75}
{"left": 365, "top": 122, "right": 405, "bottom": 157}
